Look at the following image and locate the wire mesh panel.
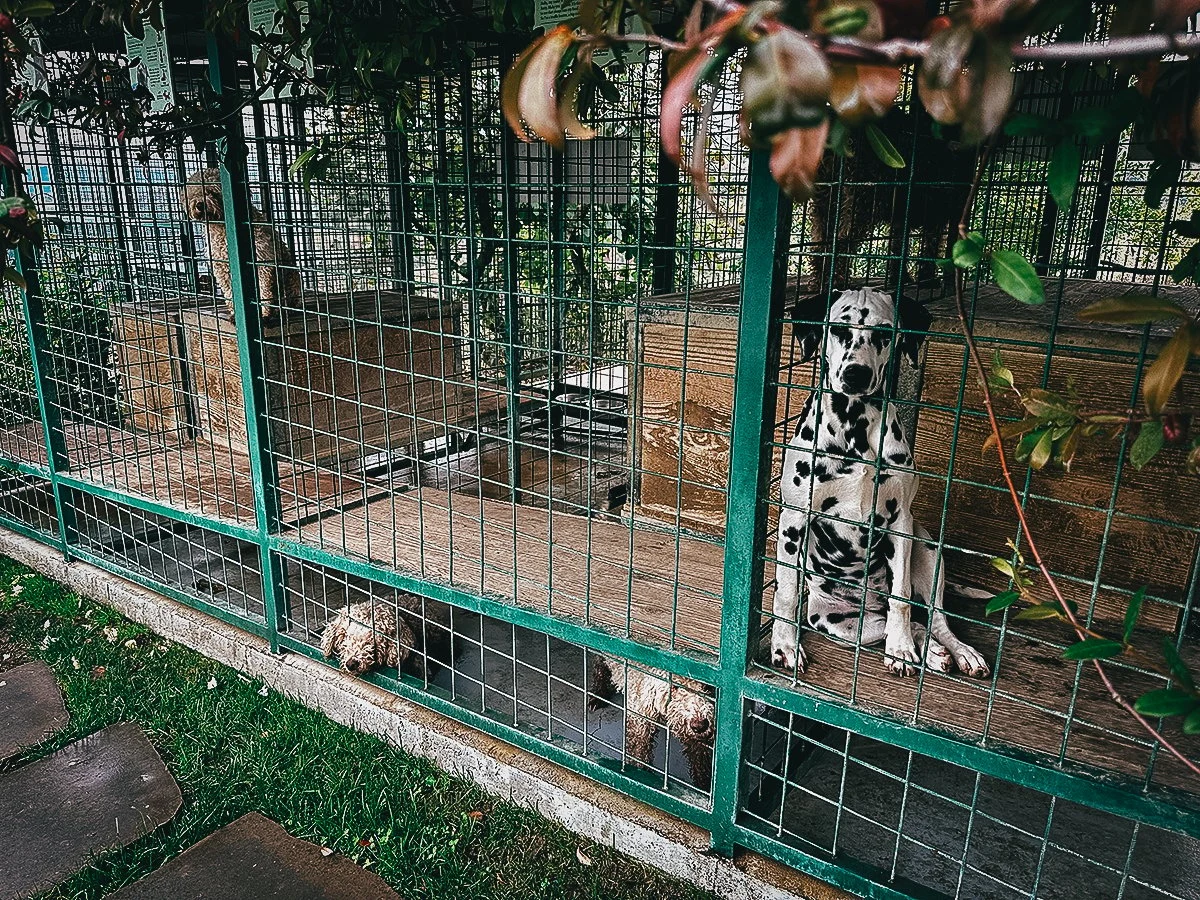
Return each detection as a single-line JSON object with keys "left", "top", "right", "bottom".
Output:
{"left": 742, "top": 705, "right": 1200, "bottom": 900}
{"left": 4, "top": 9, "right": 1200, "bottom": 899}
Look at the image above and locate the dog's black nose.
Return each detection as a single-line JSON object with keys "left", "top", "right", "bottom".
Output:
{"left": 841, "top": 364, "right": 872, "bottom": 393}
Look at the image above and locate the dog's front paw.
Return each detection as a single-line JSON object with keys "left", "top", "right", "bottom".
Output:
{"left": 953, "top": 643, "right": 991, "bottom": 678}
{"left": 884, "top": 637, "right": 920, "bottom": 677}
{"left": 923, "top": 639, "right": 953, "bottom": 673}
{"left": 770, "top": 623, "right": 807, "bottom": 675}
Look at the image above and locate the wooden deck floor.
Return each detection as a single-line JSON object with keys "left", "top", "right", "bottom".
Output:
{"left": 1, "top": 420, "right": 1195, "bottom": 799}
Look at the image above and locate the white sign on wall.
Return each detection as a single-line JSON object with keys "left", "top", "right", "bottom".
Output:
{"left": 532, "top": 0, "right": 647, "bottom": 66}
{"left": 125, "top": 18, "right": 175, "bottom": 112}
{"left": 247, "top": 0, "right": 314, "bottom": 100}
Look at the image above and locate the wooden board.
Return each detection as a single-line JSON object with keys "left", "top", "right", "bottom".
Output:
{"left": 287, "top": 487, "right": 727, "bottom": 656}
{"left": 76, "top": 434, "right": 386, "bottom": 527}
{"left": 291, "top": 488, "right": 1198, "bottom": 794}
{"left": 914, "top": 341, "right": 1200, "bottom": 632}
{"left": 760, "top": 610, "right": 1200, "bottom": 796}
{"left": 111, "top": 296, "right": 220, "bottom": 437}
{"left": 180, "top": 292, "right": 488, "bottom": 467}
{"left": 630, "top": 317, "right": 815, "bottom": 537}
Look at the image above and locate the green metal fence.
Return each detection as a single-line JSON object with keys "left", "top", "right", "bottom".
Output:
{"left": 1, "top": 20, "right": 1199, "bottom": 900}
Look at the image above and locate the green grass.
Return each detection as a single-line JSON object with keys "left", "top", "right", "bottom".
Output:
{"left": 0, "top": 558, "right": 714, "bottom": 900}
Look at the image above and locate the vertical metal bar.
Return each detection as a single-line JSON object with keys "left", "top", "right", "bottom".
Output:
{"left": 460, "top": 65, "right": 482, "bottom": 376}
{"left": 710, "top": 149, "right": 792, "bottom": 853}
{"left": 207, "top": 31, "right": 288, "bottom": 650}
{"left": 499, "top": 49, "right": 523, "bottom": 497}
{"left": 383, "top": 113, "right": 416, "bottom": 289}
{"left": 0, "top": 63, "right": 73, "bottom": 554}
{"left": 549, "top": 145, "right": 566, "bottom": 449}
{"left": 651, "top": 59, "right": 680, "bottom": 296}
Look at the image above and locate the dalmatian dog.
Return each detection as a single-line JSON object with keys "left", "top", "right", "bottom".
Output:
{"left": 770, "top": 287, "right": 990, "bottom": 679}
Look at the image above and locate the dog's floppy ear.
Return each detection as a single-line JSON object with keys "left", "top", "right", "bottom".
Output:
{"left": 320, "top": 614, "right": 346, "bottom": 658}
{"left": 895, "top": 293, "right": 932, "bottom": 367}
{"left": 790, "top": 293, "right": 829, "bottom": 362}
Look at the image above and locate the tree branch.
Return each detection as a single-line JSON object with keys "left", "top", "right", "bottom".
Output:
{"left": 696, "top": 0, "right": 1200, "bottom": 64}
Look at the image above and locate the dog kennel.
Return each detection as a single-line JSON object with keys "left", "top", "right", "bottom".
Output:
{"left": 1, "top": 8, "right": 1198, "bottom": 899}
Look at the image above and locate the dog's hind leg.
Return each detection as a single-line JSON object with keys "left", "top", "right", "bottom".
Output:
{"left": 913, "top": 525, "right": 990, "bottom": 678}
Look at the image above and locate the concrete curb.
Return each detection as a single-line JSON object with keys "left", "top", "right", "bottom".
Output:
{"left": 0, "top": 528, "right": 846, "bottom": 900}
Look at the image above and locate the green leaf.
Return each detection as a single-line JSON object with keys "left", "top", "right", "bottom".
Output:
{"left": 1143, "top": 324, "right": 1195, "bottom": 414}
{"left": 2, "top": 267, "right": 26, "bottom": 291}
{"left": 1048, "top": 141, "right": 1081, "bottom": 210}
{"left": 990, "top": 557, "right": 1018, "bottom": 582}
{"left": 1029, "top": 427, "right": 1054, "bottom": 469}
{"left": 1146, "top": 156, "right": 1183, "bottom": 209}
{"left": 985, "top": 590, "right": 1022, "bottom": 615}
{"left": 1123, "top": 587, "right": 1145, "bottom": 644}
{"left": 1162, "top": 638, "right": 1197, "bottom": 692}
{"left": 1022, "top": 389, "right": 1077, "bottom": 423}
{"left": 1130, "top": 419, "right": 1164, "bottom": 470}
{"left": 1077, "top": 294, "right": 1189, "bottom": 324}
{"left": 1014, "top": 427, "right": 1049, "bottom": 464}
{"left": 1004, "top": 112, "right": 1060, "bottom": 138}
{"left": 816, "top": 3, "right": 871, "bottom": 35}
{"left": 1171, "top": 243, "right": 1200, "bottom": 286}
{"left": 1184, "top": 707, "right": 1200, "bottom": 735}
{"left": 1013, "top": 603, "right": 1063, "bottom": 622}
{"left": 987, "top": 349, "right": 1015, "bottom": 391}
{"left": 1133, "top": 688, "right": 1198, "bottom": 718}
{"left": 1062, "top": 638, "right": 1125, "bottom": 661}
{"left": 991, "top": 250, "right": 1045, "bottom": 305}
{"left": 952, "top": 231, "right": 984, "bottom": 269}
{"left": 864, "top": 123, "right": 905, "bottom": 169}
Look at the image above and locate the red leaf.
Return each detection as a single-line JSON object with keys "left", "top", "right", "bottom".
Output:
{"left": 558, "top": 58, "right": 597, "bottom": 141}
{"left": 502, "top": 37, "right": 541, "bottom": 142}
{"left": 770, "top": 120, "right": 830, "bottom": 201}
{"left": 0, "top": 144, "right": 20, "bottom": 171}
{"left": 518, "top": 25, "right": 576, "bottom": 148}
{"left": 660, "top": 10, "right": 745, "bottom": 168}
{"left": 830, "top": 64, "right": 901, "bottom": 124}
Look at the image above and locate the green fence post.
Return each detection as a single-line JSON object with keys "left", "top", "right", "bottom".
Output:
{"left": 0, "top": 62, "right": 74, "bottom": 555}
{"left": 206, "top": 32, "right": 288, "bottom": 651}
{"left": 710, "top": 149, "right": 793, "bottom": 854}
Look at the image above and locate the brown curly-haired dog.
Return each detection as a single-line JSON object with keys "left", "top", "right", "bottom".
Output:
{"left": 590, "top": 656, "right": 715, "bottom": 790}
{"left": 181, "top": 168, "right": 301, "bottom": 321}
{"left": 320, "top": 592, "right": 451, "bottom": 679}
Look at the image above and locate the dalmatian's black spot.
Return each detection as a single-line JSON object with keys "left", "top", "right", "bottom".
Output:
{"left": 820, "top": 496, "right": 838, "bottom": 512}
{"left": 830, "top": 392, "right": 850, "bottom": 419}
{"left": 800, "top": 425, "right": 814, "bottom": 441}
{"left": 793, "top": 475, "right": 802, "bottom": 486}
{"left": 885, "top": 497, "right": 899, "bottom": 518}
{"left": 888, "top": 451, "right": 910, "bottom": 465}
{"left": 890, "top": 420, "right": 902, "bottom": 440}
{"left": 795, "top": 459, "right": 811, "bottom": 478}
{"left": 783, "top": 526, "right": 801, "bottom": 541}
{"left": 825, "top": 610, "right": 859, "bottom": 625}
{"left": 783, "top": 541, "right": 797, "bottom": 555}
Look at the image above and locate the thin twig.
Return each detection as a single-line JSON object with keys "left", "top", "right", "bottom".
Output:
{"left": 954, "top": 150, "right": 1200, "bottom": 781}
{"left": 579, "top": 31, "right": 689, "bottom": 52}
{"left": 697, "top": 0, "right": 1200, "bottom": 64}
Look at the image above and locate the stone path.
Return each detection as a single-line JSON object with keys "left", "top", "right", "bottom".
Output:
{"left": 0, "top": 661, "right": 68, "bottom": 760}
{"left": 0, "top": 661, "right": 401, "bottom": 900}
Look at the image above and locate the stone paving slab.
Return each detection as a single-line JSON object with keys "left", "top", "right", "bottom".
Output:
{"left": 104, "top": 812, "right": 402, "bottom": 900}
{"left": 0, "top": 661, "right": 68, "bottom": 761}
{"left": 0, "top": 722, "right": 182, "bottom": 900}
